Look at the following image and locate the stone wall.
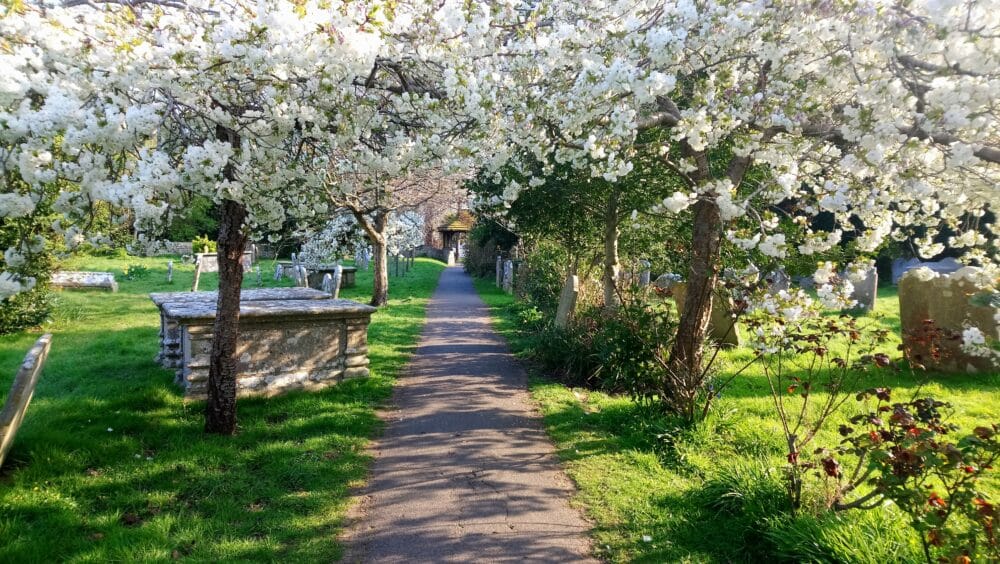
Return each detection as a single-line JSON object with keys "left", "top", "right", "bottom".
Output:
{"left": 164, "top": 299, "right": 376, "bottom": 399}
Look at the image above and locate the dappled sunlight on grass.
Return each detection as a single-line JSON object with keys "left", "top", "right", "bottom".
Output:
{"left": 474, "top": 277, "right": 1000, "bottom": 563}
{"left": 0, "top": 254, "right": 444, "bottom": 561}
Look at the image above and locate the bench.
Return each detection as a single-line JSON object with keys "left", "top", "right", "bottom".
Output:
{"left": 149, "top": 288, "right": 331, "bottom": 368}
{"left": 51, "top": 271, "right": 118, "bottom": 292}
{"left": 162, "top": 299, "right": 377, "bottom": 399}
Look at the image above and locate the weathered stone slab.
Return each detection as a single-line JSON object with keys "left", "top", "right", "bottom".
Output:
{"left": 306, "top": 265, "right": 357, "bottom": 291}
{"left": 0, "top": 334, "right": 52, "bottom": 468}
{"left": 653, "top": 273, "right": 683, "bottom": 291}
{"left": 51, "top": 271, "right": 118, "bottom": 292}
{"left": 164, "top": 299, "right": 377, "bottom": 399}
{"left": 672, "top": 282, "right": 741, "bottom": 347}
{"left": 899, "top": 267, "right": 999, "bottom": 373}
{"left": 150, "top": 288, "right": 331, "bottom": 368}
{"left": 554, "top": 274, "right": 579, "bottom": 329}
{"left": 639, "top": 260, "right": 652, "bottom": 287}
{"left": 194, "top": 251, "right": 253, "bottom": 273}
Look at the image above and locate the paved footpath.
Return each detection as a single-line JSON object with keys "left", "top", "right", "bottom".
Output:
{"left": 343, "top": 267, "right": 595, "bottom": 563}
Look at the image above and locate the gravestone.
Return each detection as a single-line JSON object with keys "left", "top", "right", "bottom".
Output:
{"left": 0, "top": 334, "right": 52, "bottom": 468}
{"left": 297, "top": 265, "right": 309, "bottom": 287}
{"left": 638, "top": 260, "right": 652, "bottom": 287}
{"left": 899, "top": 267, "right": 999, "bottom": 373}
{"left": 51, "top": 271, "right": 118, "bottom": 292}
{"left": 193, "top": 251, "right": 253, "bottom": 273}
{"left": 766, "top": 269, "right": 790, "bottom": 293}
{"left": 191, "top": 259, "right": 202, "bottom": 291}
{"left": 321, "top": 273, "right": 333, "bottom": 295}
{"left": 502, "top": 260, "right": 514, "bottom": 294}
{"left": 166, "top": 260, "right": 173, "bottom": 283}
{"left": 331, "top": 265, "right": 343, "bottom": 298}
{"left": 274, "top": 263, "right": 284, "bottom": 281}
{"left": 892, "top": 257, "right": 962, "bottom": 285}
{"left": 672, "top": 283, "right": 741, "bottom": 347}
{"left": 653, "top": 273, "right": 683, "bottom": 292}
{"left": 496, "top": 255, "right": 503, "bottom": 288}
{"left": 554, "top": 274, "right": 579, "bottom": 329}
{"left": 255, "top": 265, "right": 262, "bottom": 288}
{"left": 844, "top": 266, "right": 877, "bottom": 313}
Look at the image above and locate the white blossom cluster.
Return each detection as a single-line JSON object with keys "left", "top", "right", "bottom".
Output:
{"left": 298, "top": 213, "right": 365, "bottom": 267}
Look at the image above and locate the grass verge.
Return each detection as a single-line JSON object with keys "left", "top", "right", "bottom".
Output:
{"left": 0, "top": 254, "right": 443, "bottom": 562}
{"left": 473, "top": 277, "right": 1000, "bottom": 563}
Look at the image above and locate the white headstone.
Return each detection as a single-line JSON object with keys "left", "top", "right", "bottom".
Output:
{"left": 321, "top": 273, "right": 333, "bottom": 294}
{"left": 555, "top": 274, "right": 580, "bottom": 328}
{"left": 166, "top": 260, "right": 173, "bottom": 283}
{"left": 844, "top": 266, "right": 877, "bottom": 312}
{"left": 274, "top": 263, "right": 283, "bottom": 281}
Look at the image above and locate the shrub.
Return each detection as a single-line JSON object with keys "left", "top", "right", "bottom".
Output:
{"left": 766, "top": 510, "right": 922, "bottom": 563}
{"left": 122, "top": 263, "right": 149, "bottom": 280}
{"left": 513, "top": 241, "right": 569, "bottom": 314}
{"left": 192, "top": 234, "right": 217, "bottom": 254}
{"left": 0, "top": 285, "right": 52, "bottom": 334}
{"left": 165, "top": 196, "right": 219, "bottom": 242}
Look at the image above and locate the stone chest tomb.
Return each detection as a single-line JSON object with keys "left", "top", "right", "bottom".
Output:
{"left": 162, "top": 298, "right": 377, "bottom": 399}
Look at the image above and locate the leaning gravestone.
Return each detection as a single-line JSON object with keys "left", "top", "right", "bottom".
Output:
{"left": 554, "top": 274, "right": 580, "bottom": 329}
{"left": 672, "top": 283, "right": 741, "bottom": 347}
{"left": 899, "top": 266, "right": 999, "bottom": 373}
{"left": 0, "top": 334, "right": 52, "bottom": 468}
{"left": 844, "top": 266, "right": 878, "bottom": 313}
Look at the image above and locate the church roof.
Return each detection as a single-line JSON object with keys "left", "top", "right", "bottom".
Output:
{"left": 437, "top": 210, "right": 475, "bottom": 232}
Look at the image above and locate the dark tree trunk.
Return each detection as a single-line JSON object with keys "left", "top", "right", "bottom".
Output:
{"left": 602, "top": 190, "right": 621, "bottom": 311}
{"left": 370, "top": 211, "right": 389, "bottom": 307}
{"left": 668, "top": 198, "right": 723, "bottom": 378}
{"left": 205, "top": 198, "right": 248, "bottom": 434}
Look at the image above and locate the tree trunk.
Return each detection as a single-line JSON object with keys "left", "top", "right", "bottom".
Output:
{"left": 668, "top": 198, "right": 723, "bottom": 378}
{"left": 370, "top": 211, "right": 389, "bottom": 307}
{"left": 602, "top": 190, "right": 621, "bottom": 310}
{"left": 205, "top": 198, "right": 248, "bottom": 435}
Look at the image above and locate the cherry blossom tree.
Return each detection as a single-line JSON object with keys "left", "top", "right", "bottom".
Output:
{"left": 2, "top": 0, "right": 512, "bottom": 432}
{"left": 489, "top": 0, "right": 1000, "bottom": 386}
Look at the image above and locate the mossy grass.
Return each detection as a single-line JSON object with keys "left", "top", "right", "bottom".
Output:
{"left": 0, "top": 254, "right": 444, "bottom": 562}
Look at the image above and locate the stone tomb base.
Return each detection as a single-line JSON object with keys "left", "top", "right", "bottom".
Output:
{"left": 164, "top": 299, "right": 377, "bottom": 399}
{"left": 150, "top": 288, "right": 332, "bottom": 369}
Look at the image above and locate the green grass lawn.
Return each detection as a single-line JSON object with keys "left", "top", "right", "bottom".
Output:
{"left": 0, "top": 253, "right": 444, "bottom": 562}
{"left": 473, "top": 279, "right": 1000, "bottom": 563}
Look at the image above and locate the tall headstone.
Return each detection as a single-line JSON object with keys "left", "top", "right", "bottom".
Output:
{"left": 166, "top": 260, "right": 173, "bottom": 283}
{"left": 502, "top": 260, "right": 514, "bottom": 294}
{"left": 496, "top": 255, "right": 503, "bottom": 288}
{"left": 274, "top": 263, "right": 283, "bottom": 281}
{"left": 899, "top": 267, "right": 999, "bottom": 373}
{"left": 255, "top": 265, "right": 262, "bottom": 288}
{"left": 554, "top": 274, "right": 580, "bottom": 329}
{"left": 672, "top": 283, "right": 741, "bottom": 347}
{"left": 844, "top": 266, "right": 877, "bottom": 313}
{"left": 321, "top": 273, "right": 333, "bottom": 295}
{"left": 639, "top": 260, "right": 652, "bottom": 287}
{"left": 297, "top": 265, "right": 309, "bottom": 288}
{"left": 332, "top": 264, "right": 343, "bottom": 299}
{"left": 1, "top": 334, "right": 52, "bottom": 468}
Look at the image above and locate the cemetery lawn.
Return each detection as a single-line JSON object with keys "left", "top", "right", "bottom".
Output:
{"left": 0, "top": 254, "right": 444, "bottom": 562}
{"left": 474, "top": 279, "right": 1000, "bottom": 563}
